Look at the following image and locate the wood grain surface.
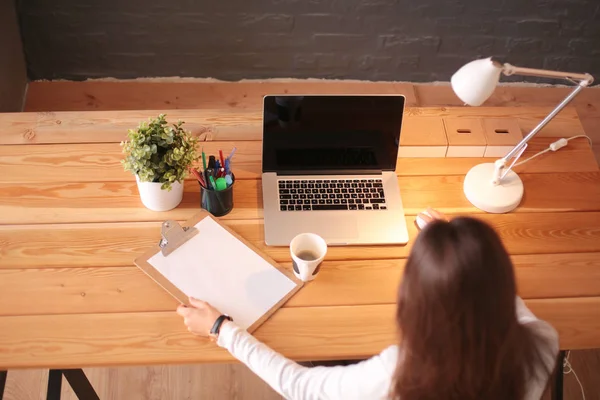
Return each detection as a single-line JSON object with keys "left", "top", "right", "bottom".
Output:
{"left": 0, "top": 106, "right": 585, "bottom": 145}
{"left": 1, "top": 137, "right": 596, "bottom": 184}
{"left": 1, "top": 212, "right": 600, "bottom": 272}
{"left": 1, "top": 172, "right": 599, "bottom": 225}
{"left": 1, "top": 252, "right": 600, "bottom": 317}
{"left": 1, "top": 298, "right": 600, "bottom": 369}
{"left": 1, "top": 213, "right": 600, "bottom": 270}
{"left": 1, "top": 105, "right": 599, "bottom": 370}
{"left": 23, "top": 81, "right": 420, "bottom": 112}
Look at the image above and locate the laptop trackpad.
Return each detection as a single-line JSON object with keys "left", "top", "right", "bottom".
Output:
{"left": 295, "top": 217, "right": 359, "bottom": 243}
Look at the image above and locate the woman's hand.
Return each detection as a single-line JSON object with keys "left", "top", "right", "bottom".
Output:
{"left": 417, "top": 208, "right": 448, "bottom": 228}
{"left": 176, "top": 297, "right": 222, "bottom": 337}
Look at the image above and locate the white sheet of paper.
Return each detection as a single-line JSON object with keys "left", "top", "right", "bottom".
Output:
{"left": 148, "top": 217, "right": 297, "bottom": 330}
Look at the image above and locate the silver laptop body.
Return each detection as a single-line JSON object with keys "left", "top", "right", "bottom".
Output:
{"left": 261, "top": 95, "right": 409, "bottom": 246}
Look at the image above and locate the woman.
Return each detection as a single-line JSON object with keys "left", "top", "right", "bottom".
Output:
{"left": 177, "top": 212, "right": 558, "bottom": 400}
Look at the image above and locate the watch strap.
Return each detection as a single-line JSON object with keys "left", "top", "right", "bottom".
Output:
{"left": 210, "top": 314, "right": 233, "bottom": 336}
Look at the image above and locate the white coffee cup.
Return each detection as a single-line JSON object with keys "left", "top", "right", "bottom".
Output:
{"left": 290, "top": 233, "right": 327, "bottom": 282}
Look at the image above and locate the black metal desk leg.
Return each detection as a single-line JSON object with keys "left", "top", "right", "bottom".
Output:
{"left": 46, "top": 369, "right": 99, "bottom": 400}
{"left": 62, "top": 369, "right": 100, "bottom": 400}
{"left": 0, "top": 371, "right": 7, "bottom": 400}
{"left": 552, "top": 350, "right": 566, "bottom": 400}
{"left": 47, "top": 370, "right": 63, "bottom": 400}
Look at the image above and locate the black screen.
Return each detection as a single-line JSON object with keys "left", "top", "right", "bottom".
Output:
{"left": 262, "top": 95, "right": 404, "bottom": 173}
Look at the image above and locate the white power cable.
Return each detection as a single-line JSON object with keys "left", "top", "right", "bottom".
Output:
{"left": 513, "top": 135, "right": 593, "bottom": 167}
{"left": 563, "top": 351, "right": 586, "bottom": 400}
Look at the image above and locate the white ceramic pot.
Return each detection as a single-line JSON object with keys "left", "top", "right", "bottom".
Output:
{"left": 136, "top": 176, "right": 184, "bottom": 212}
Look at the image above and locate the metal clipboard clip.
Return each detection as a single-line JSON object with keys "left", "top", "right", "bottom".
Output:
{"left": 158, "top": 220, "right": 199, "bottom": 256}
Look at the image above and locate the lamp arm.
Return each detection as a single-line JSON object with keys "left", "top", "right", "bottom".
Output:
{"left": 502, "top": 63, "right": 594, "bottom": 84}
{"left": 491, "top": 67, "right": 593, "bottom": 185}
{"left": 502, "top": 83, "right": 586, "bottom": 163}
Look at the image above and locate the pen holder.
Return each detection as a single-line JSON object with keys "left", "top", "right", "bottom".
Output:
{"left": 199, "top": 175, "right": 235, "bottom": 217}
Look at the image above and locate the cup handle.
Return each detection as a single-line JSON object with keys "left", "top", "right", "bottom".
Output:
{"left": 293, "top": 259, "right": 311, "bottom": 281}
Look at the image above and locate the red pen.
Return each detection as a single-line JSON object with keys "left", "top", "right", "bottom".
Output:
{"left": 219, "top": 150, "right": 225, "bottom": 169}
{"left": 190, "top": 168, "right": 206, "bottom": 187}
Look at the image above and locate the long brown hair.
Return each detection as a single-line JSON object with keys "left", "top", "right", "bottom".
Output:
{"left": 390, "top": 217, "right": 552, "bottom": 400}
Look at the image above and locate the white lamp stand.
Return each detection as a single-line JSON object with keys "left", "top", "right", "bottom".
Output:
{"left": 451, "top": 57, "right": 594, "bottom": 213}
{"left": 463, "top": 163, "right": 523, "bottom": 214}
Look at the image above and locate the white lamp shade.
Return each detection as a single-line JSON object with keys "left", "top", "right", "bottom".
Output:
{"left": 451, "top": 57, "right": 503, "bottom": 106}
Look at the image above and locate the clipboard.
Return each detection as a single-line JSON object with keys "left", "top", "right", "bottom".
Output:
{"left": 134, "top": 211, "right": 304, "bottom": 333}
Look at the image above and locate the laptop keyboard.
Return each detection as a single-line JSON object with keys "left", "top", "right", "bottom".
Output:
{"left": 278, "top": 179, "right": 387, "bottom": 211}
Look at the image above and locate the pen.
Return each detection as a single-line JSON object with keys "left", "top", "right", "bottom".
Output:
{"left": 225, "top": 159, "right": 231, "bottom": 175}
{"left": 209, "top": 175, "right": 217, "bottom": 190}
{"left": 202, "top": 149, "right": 207, "bottom": 171}
{"left": 227, "top": 147, "right": 237, "bottom": 161}
{"left": 215, "top": 159, "right": 221, "bottom": 171}
{"left": 205, "top": 167, "right": 214, "bottom": 182}
{"left": 190, "top": 168, "right": 206, "bottom": 187}
{"left": 207, "top": 156, "right": 217, "bottom": 180}
{"left": 219, "top": 150, "right": 225, "bottom": 168}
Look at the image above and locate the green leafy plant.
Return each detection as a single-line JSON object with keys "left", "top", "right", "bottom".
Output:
{"left": 121, "top": 114, "right": 199, "bottom": 190}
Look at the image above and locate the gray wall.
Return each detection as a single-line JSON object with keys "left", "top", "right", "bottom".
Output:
{"left": 1, "top": 0, "right": 27, "bottom": 111}
{"left": 18, "top": 0, "right": 600, "bottom": 82}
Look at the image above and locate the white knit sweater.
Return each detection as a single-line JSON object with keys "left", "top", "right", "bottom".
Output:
{"left": 217, "top": 297, "right": 558, "bottom": 400}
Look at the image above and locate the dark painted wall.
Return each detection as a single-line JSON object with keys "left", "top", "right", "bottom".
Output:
{"left": 1, "top": 0, "right": 27, "bottom": 111}
{"left": 17, "top": 0, "right": 600, "bottom": 82}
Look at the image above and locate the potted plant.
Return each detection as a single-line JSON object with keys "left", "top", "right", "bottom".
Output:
{"left": 121, "top": 114, "right": 199, "bottom": 211}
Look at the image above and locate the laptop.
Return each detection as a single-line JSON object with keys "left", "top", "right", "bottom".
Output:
{"left": 261, "top": 94, "right": 409, "bottom": 246}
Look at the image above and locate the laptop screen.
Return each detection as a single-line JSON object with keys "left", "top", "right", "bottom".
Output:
{"left": 262, "top": 95, "right": 405, "bottom": 173}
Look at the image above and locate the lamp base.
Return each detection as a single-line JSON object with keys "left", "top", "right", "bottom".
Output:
{"left": 463, "top": 163, "right": 524, "bottom": 213}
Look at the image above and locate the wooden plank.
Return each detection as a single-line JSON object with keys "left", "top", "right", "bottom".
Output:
{"left": 1, "top": 253, "right": 599, "bottom": 317}
{"left": 0, "top": 106, "right": 585, "bottom": 145}
{"left": 527, "top": 297, "right": 600, "bottom": 349}
{"left": 0, "top": 305, "right": 395, "bottom": 368}
{"left": 398, "top": 172, "right": 600, "bottom": 215}
{"left": 0, "top": 141, "right": 261, "bottom": 183}
{"left": 1, "top": 297, "right": 599, "bottom": 369}
{"left": 1, "top": 172, "right": 599, "bottom": 225}
{"left": 0, "top": 180, "right": 263, "bottom": 224}
{"left": 0, "top": 110, "right": 263, "bottom": 144}
{"left": 1, "top": 137, "right": 596, "bottom": 185}
{"left": 2, "top": 213, "right": 600, "bottom": 269}
{"left": 293, "top": 252, "right": 600, "bottom": 307}
{"left": 24, "top": 80, "right": 419, "bottom": 112}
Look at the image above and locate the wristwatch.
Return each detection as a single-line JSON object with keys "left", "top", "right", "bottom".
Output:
{"left": 209, "top": 314, "right": 233, "bottom": 341}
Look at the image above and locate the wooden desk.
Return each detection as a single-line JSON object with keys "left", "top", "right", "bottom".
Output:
{"left": 1, "top": 107, "right": 599, "bottom": 370}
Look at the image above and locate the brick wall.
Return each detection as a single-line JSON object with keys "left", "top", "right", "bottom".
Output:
{"left": 17, "top": 0, "right": 600, "bottom": 82}
{"left": 1, "top": 0, "right": 27, "bottom": 111}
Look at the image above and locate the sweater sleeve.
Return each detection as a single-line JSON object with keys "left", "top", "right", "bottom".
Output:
{"left": 515, "top": 296, "right": 560, "bottom": 400}
{"left": 217, "top": 322, "right": 397, "bottom": 400}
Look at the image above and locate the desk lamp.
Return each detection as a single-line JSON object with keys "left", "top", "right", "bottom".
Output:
{"left": 451, "top": 57, "right": 594, "bottom": 213}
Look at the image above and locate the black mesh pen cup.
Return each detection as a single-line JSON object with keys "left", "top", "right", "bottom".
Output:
{"left": 199, "top": 175, "right": 235, "bottom": 217}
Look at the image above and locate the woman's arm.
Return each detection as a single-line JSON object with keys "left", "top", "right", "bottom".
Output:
{"left": 217, "top": 321, "right": 396, "bottom": 400}
{"left": 515, "top": 296, "right": 560, "bottom": 400}
{"left": 515, "top": 296, "right": 559, "bottom": 355}
{"left": 177, "top": 298, "right": 396, "bottom": 400}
